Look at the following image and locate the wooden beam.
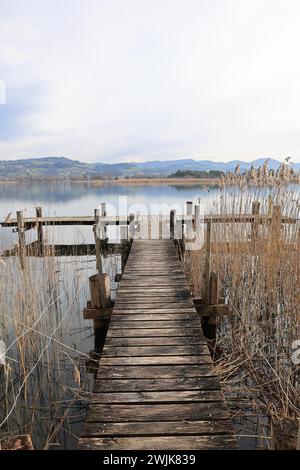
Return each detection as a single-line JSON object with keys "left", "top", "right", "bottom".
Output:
{"left": 83, "top": 307, "right": 113, "bottom": 320}
{"left": 170, "top": 210, "right": 175, "bottom": 240}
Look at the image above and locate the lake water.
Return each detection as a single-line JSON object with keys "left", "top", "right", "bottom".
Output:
{"left": 0, "top": 180, "right": 289, "bottom": 251}
{"left": 0, "top": 181, "right": 226, "bottom": 250}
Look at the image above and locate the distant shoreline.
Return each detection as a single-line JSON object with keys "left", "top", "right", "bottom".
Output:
{"left": 0, "top": 177, "right": 222, "bottom": 185}
{"left": 89, "top": 177, "right": 222, "bottom": 186}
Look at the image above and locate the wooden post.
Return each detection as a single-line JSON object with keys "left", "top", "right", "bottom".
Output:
{"left": 16, "top": 211, "right": 26, "bottom": 269}
{"left": 94, "top": 208, "right": 100, "bottom": 225}
{"left": 101, "top": 203, "right": 107, "bottom": 217}
{"left": 209, "top": 272, "right": 219, "bottom": 305}
{"left": 36, "top": 207, "right": 44, "bottom": 256}
{"left": 251, "top": 201, "right": 260, "bottom": 243}
{"left": 94, "top": 208, "right": 102, "bottom": 275}
{"left": 202, "top": 272, "right": 219, "bottom": 340}
{"left": 101, "top": 203, "right": 107, "bottom": 241}
{"left": 186, "top": 201, "right": 193, "bottom": 215}
{"left": 89, "top": 273, "right": 111, "bottom": 352}
{"left": 120, "top": 222, "right": 129, "bottom": 272}
{"left": 194, "top": 204, "right": 202, "bottom": 247}
{"left": 129, "top": 213, "right": 135, "bottom": 241}
{"left": 170, "top": 210, "right": 175, "bottom": 240}
{"left": 186, "top": 201, "right": 193, "bottom": 242}
{"left": 120, "top": 223, "right": 128, "bottom": 242}
{"left": 204, "top": 220, "right": 212, "bottom": 305}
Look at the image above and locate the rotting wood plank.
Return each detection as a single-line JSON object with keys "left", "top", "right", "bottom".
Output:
{"left": 84, "top": 402, "right": 230, "bottom": 422}
{"left": 94, "top": 377, "right": 221, "bottom": 392}
{"left": 78, "top": 435, "right": 238, "bottom": 450}
{"left": 96, "top": 364, "right": 215, "bottom": 378}
{"left": 89, "top": 389, "right": 223, "bottom": 403}
{"left": 104, "top": 336, "right": 206, "bottom": 346}
{"left": 109, "top": 320, "right": 201, "bottom": 329}
{"left": 80, "top": 419, "right": 233, "bottom": 437}
{"left": 102, "top": 344, "right": 209, "bottom": 356}
{"left": 99, "top": 355, "right": 212, "bottom": 366}
{"left": 110, "top": 313, "right": 199, "bottom": 321}
{"left": 106, "top": 328, "right": 203, "bottom": 337}
{"left": 78, "top": 239, "right": 237, "bottom": 450}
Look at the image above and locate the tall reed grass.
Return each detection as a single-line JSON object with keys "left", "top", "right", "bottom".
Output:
{"left": 185, "top": 185, "right": 300, "bottom": 448}
{"left": 0, "top": 223, "right": 114, "bottom": 449}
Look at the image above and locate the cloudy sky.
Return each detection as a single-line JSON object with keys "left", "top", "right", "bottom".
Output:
{"left": 1, "top": 0, "right": 300, "bottom": 163}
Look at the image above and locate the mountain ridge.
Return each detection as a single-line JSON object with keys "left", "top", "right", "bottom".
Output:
{"left": 0, "top": 156, "right": 299, "bottom": 180}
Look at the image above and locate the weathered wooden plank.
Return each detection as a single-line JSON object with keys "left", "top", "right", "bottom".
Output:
{"left": 112, "top": 307, "right": 197, "bottom": 313}
{"left": 94, "top": 377, "right": 221, "bottom": 392}
{"left": 122, "top": 276, "right": 183, "bottom": 280}
{"left": 104, "top": 336, "right": 206, "bottom": 346}
{"left": 89, "top": 389, "right": 223, "bottom": 404}
{"left": 115, "top": 297, "right": 193, "bottom": 303}
{"left": 119, "top": 283, "right": 188, "bottom": 288}
{"left": 78, "top": 435, "right": 238, "bottom": 450}
{"left": 85, "top": 402, "right": 230, "bottom": 422}
{"left": 81, "top": 419, "right": 232, "bottom": 438}
{"left": 121, "top": 274, "right": 186, "bottom": 278}
{"left": 110, "top": 313, "right": 199, "bottom": 321}
{"left": 102, "top": 344, "right": 209, "bottom": 356}
{"left": 114, "top": 302, "right": 195, "bottom": 308}
{"left": 99, "top": 355, "right": 212, "bottom": 366}
{"left": 124, "top": 271, "right": 183, "bottom": 275}
{"left": 96, "top": 365, "right": 214, "bottom": 378}
{"left": 117, "top": 288, "right": 191, "bottom": 293}
{"left": 109, "top": 320, "right": 201, "bottom": 329}
{"left": 80, "top": 419, "right": 233, "bottom": 437}
{"left": 106, "top": 328, "right": 203, "bottom": 337}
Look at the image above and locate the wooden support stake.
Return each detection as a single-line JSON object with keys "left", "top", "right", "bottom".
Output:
{"left": 202, "top": 271, "right": 219, "bottom": 340}
{"left": 89, "top": 273, "right": 112, "bottom": 352}
{"left": 101, "top": 203, "right": 107, "bottom": 241}
{"left": 100, "top": 202, "right": 107, "bottom": 217}
{"left": 194, "top": 204, "right": 202, "bottom": 247}
{"left": 204, "top": 220, "right": 212, "bottom": 305}
{"left": 120, "top": 222, "right": 129, "bottom": 271}
{"left": 120, "top": 223, "right": 128, "bottom": 242}
{"left": 186, "top": 201, "right": 193, "bottom": 215}
{"left": 89, "top": 274, "right": 111, "bottom": 309}
{"left": 94, "top": 208, "right": 102, "bottom": 275}
{"left": 170, "top": 210, "right": 175, "bottom": 240}
{"left": 36, "top": 206, "right": 44, "bottom": 256}
{"left": 186, "top": 201, "right": 193, "bottom": 242}
{"left": 129, "top": 213, "right": 135, "bottom": 240}
{"left": 16, "top": 211, "right": 26, "bottom": 269}
{"left": 209, "top": 272, "right": 219, "bottom": 305}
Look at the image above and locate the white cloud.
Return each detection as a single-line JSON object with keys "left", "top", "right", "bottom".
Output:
{"left": 1, "top": 0, "right": 300, "bottom": 162}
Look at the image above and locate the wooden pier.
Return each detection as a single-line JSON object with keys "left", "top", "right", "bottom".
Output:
{"left": 2, "top": 200, "right": 298, "bottom": 449}
{"left": 78, "top": 238, "right": 237, "bottom": 450}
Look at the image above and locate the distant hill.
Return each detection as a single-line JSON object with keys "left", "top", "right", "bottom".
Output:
{"left": 0, "top": 156, "right": 299, "bottom": 180}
